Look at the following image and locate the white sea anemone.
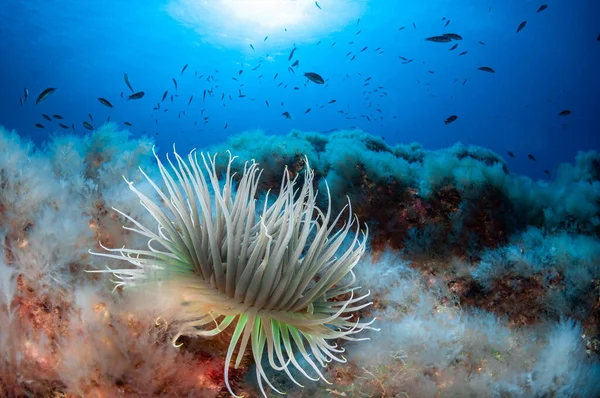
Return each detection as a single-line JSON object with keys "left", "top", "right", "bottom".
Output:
{"left": 90, "top": 148, "right": 375, "bottom": 396}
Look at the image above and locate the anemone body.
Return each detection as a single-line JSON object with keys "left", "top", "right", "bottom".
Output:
{"left": 91, "top": 148, "right": 374, "bottom": 396}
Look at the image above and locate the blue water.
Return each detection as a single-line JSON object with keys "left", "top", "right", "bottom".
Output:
{"left": 1, "top": 0, "right": 598, "bottom": 180}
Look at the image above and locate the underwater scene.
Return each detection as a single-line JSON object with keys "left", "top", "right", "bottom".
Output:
{"left": 1, "top": 0, "right": 600, "bottom": 397}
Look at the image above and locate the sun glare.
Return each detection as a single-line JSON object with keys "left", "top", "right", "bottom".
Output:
{"left": 166, "top": 0, "right": 367, "bottom": 47}
{"left": 221, "top": 0, "right": 311, "bottom": 30}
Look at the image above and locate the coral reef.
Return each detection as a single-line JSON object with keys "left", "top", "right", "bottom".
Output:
{"left": 1, "top": 124, "right": 599, "bottom": 397}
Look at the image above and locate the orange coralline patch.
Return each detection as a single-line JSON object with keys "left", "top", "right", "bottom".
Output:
{"left": 13, "top": 274, "right": 72, "bottom": 342}
{"left": 87, "top": 199, "right": 129, "bottom": 250}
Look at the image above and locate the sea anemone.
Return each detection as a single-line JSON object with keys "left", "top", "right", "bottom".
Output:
{"left": 90, "top": 148, "right": 375, "bottom": 396}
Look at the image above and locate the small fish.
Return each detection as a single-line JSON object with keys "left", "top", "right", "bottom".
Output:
{"left": 288, "top": 67, "right": 295, "bottom": 75}
{"left": 449, "top": 43, "right": 458, "bottom": 51}
{"left": 478, "top": 41, "right": 486, "bottom": 45}
{"left": 507, "top": 150, "right": 515, "bottom": 158}
{"left": 305, "top": 108, "right": 311, "bottom": 114}
{"left": 88, "top": 113, "right": 93, "bottom": 121}
{"left": 128, "top": 91, "right": 145, "bottom": 100}
{"left": 445, "top": 19, "right": 450, "bottom": 27}
{"left": 124, "top": 73, "right": 134, "bottom": 92}
{"left": 162, "top": 90, "right": 168, "bottom": 102}
{"left": 292, "top": 60, "right": 299, "bottom": 67}
{"left": 264, "top": 36, "right": 268, "bottom": 41}
{"left": 282, "top": 111, "right": 292, "bottom": 119}
{"left": 83, "top": 121, "right": 94, "bottom": 131}
{"left": 328, "top": 99, "right": 336, "bottom": 104}
{"left": 124, "top": 122, "right": 132, "bottom": 126}
{"left": 288, "top": 47, "right": 297, "bottom": 61}
{"left": 315, "top": 1, "right": 321, "bottom": 9}
{"left": 23, "top": 88, "right": 28, "bottom": 101}
{"left": 304, "top": 72, "right": 325, "bottom": 84}
{"left": 265, "top": 100, "right": 269, "bottom": 107}
{"left": 478, "top": 66, "right": 495, "bottom": 73}
{"left": 188, "top": 95, "right": 193, "bottom": 106}
{"left": 274, "top": 73, "right": 279, "bottom": 79}
{"left": 181, "top": 64, "right": 188, "bottom": 75}
{"left": 360, "top": 46, "right": 368, "bottom": 52}
{"left": 398, "top": 26, "right": 405, "bottom": 31}
{"left": 250, "top": 44, "right": 255, "bottom": 51}
{"left": 537, "top": 4, "right": 548, "bottom": 12}
{"left": 413, "top": 22, "right": 417, "bottom": 30}
{"left": 52, "top": 114, "right": 63, "bottom": 119}
{"left": 35, "top": 123, "right": 45, "bottom": 128}
{"left": 528, "top": 154, "right": 536, "bottom": 162}
{"left": 444, "top": 115, "right": 458, "bottom": 124}
{"left": 544, "top": 170, "right": 551, "bottom": 176}
{"left": 351, "top": 55, "right": 356, "bottom": 61}
{"left": 171, "top": 95, "right": 174, "bottom": 102}
{"left": 42, "top": 113, "right": 51, "bottom": 121}
{"left": 120, "top": 92, "right": 124, "bottom": 98}
{"left": 443, "top": 33, "right": 463, "bottom": 40}
{"left": 459, "top": 51, "right": 468, "bottom": 56}
{"left": 98, "top": 97, "right": 113, "bottom": 108}
{"left": 426, "top": 35, "right": 452, "bottom": 43}
{"left": 517, "top": 21, "right": 527, "bottom": 33}
{"left": 356, "top": 30, "right": 362, "bottom": 35}
{"left": 172, "top": 78, "right": 178, "bottom": 91}
{"left": 316, "top": 40, "right": 321, "bottom": 45}
{"left": 19, "top": 97, "right": 23, "bottom": 107}
{"left": 36, "top": 87, "right": 57, "bottom": 104}
{"left": 558, "top": 110, "right": 571, "bottom": 116}
{"left": 59, "top": 123, "right": 69, "bottom": 129}
{"left": 224, "top": 123, "right": 228, "bottom": 129}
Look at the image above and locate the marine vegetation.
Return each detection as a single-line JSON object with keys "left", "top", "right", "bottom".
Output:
{"left": 89, "top": 147, "right": 375, "bottom": 396}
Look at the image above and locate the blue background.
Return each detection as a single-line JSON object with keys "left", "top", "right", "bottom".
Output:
{"left": 1, "top": 0, "right": 598, "bottom": 180}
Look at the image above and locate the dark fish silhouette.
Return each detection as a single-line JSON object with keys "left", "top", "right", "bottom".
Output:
{"left": 304, "top": 72, "right": 325, "bottom": 84}
{"left": 124, "top": 73, "right": 134, "bottom": 92}
{"left": 52, "top": 114, "right": 63, "bottom": 119}
{"left": 517, "top": 21, "right": 527, "bottom": 33}
{"left": 172, "top": 78, "right": 178, "bottom": 91}
{"left": 507, "top": 150, "right": 515, "bottom": 158}
{"left": 315, "top": 1, "right": 321, "bottom": 9}
{"left": 36, "top": 87, "right": 57, "bottom": 104}
{"left": 449, "top": 43, "right": 458, "bottom": 51}
{"left": 288, "top": 47, "right": 297, "bottom": 61}
{"left": 181, "top": 64, "right": 188, "bottom": 75}
{"left": 558, "top": 110, "right": 571, "bottom": 116}
{"left": 128, "top": 91, "right": 145, "bottom": 100}
{"left": 426, "top": 35, "right": 452, "bottom": 43}
{"left": 443, "top": 33, "right": 463, "bottom": 40}
{"left": 83, "top": 121, "right": 94, "bottom": 131}
{"left": 528, "top": 154, "right": 536, "bottom": 162}
{"left": 35, "top": 123, "right": 45, "bottom": 128}
{"left": 537, "top": 4, "right": 547, "bottom": 12}
{"left": 42, "top": 114, "right": 51, "bottom": 121}
{"left": 124, "top": 122, "right": 132, "bottom": 126}
{"left": 444, "top": 115, "right": 458, "bottom": 124}
{"left": 98, "top": 97, "right": 113, "bottom": 108}
{"left": 59, "top": 123, "right": 69, "bottom": 129}
{"left": 478, "top": 66, "right": 496, "bottom": 73}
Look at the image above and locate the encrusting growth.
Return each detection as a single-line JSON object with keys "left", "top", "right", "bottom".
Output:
{"left": 90, "top": 147, "right": 376, "bottom": 396}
